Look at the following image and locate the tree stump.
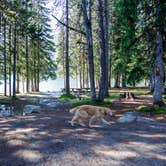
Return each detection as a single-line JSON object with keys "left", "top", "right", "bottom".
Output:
{"left": 119, "top": 92, "right": 136, "bottom": 101}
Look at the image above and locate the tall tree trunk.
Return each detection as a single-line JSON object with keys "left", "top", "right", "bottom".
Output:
{"left": 98, "top": 0, "right": 106, "bottom": 101}
{"left": 114, "top": 72, "right": 120, "bottom": 88}
{"left": 104, "top": 0, "right": 109, "bottom": 96}
{"left": 153, "top": 30, "right": 164, "bottom": 105}
{"left": 149, "top": 52, "right": 155, "bottom": 93}
{"left": 122, "top": 73, "right": 126, "bottom": 88}
{"left": 82, "top": 0, "right": 96, "bottom": 101}
{"left": 13, "top": 21, "right": 17, "bottom": 97}
{"left": 108, "top": 56, "right": 112, "bottom": 88}
{"left": 36, "top": 39, "right": 40, "bottom": 92}
{"left": 65, "top": 0, "right": 70, "bottom": 94}
{"left": 153, "top": 0, "right": 164, "bottom": 106}
{"left": 3, "top": 18, "right": 7, "bottom": 96}
{"left": 25, "top": 2, "right": 29, "bottom": 93}
{"left": 148, "top": 33, "right": 155, "bottom": 93}
{"left": 16, "top": 33, "right": 20, "bottom": 94}
{"left": 9, "top": 24, "right": 12, "bottom": 96}
{"left": 26, "top": 35, "right": 29, "bottom": 93}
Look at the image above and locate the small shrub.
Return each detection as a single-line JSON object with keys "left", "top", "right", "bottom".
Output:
{"left": 59, "top": 94, "right": 77, "bottom": 100}
{"left": 137, "top": 105, "right": 166, "bottom": 114}
{"left": 71, "top": 99, "right": 111, "bottom": 108}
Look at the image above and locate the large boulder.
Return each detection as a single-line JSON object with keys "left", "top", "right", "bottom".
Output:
{"left": 23, "top": 105, "right": 41, "bottom": 115}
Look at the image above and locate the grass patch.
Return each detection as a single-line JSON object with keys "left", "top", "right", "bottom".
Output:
{"left": 105, "top": 93, "right": 120, "bottom": 101}
{"left": 163, "top": 95, "right": 166, "bottom": 99}
{"left": 59, "top": 94, "right": 77, "bottom": 101}
{"left": 0, "top": 100, "right": 10, "bottom": 104}
{"left": 71, "top": 99, "right": 111, "bottom": 108}
{"left": 137, "top": 105, "right": 166, "bottom": 114}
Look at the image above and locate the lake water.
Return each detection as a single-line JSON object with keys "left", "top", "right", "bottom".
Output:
{"left": 0, "top": 78, "right": 79, "bottom": 94}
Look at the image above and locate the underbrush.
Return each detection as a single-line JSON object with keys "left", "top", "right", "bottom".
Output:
{"left": 71, "top": 99, "right": 111, "bottom": 108}
{"left": 59, "top": 94, "right": 77, "bottom": 101}
{"left": 137, "top": 105, "right": 166, "bottom": 114}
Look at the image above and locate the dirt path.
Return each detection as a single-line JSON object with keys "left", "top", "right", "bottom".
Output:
{"left": 0, "top": 97, "right": 166, "bottom": 166}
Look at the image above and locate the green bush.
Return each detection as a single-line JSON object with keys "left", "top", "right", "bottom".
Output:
{"left": 71, "top": 99, "right": 111, "bottom": 108}
{"left": 59, "top": 94, "right": 77, "bottom": 100}
{"left": 137, "top": 105, "right": 166, "bottom": 114}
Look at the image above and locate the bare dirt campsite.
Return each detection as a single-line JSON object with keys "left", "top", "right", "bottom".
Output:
{"left": 0, "top": 90, "right": 166, "bottom": 166}
{"left": 0, "top": 0, "right": 166, "bottom": 166}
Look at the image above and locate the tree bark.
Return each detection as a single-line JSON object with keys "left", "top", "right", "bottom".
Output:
{"left": 153, "top": 29, "right": 164, "bottom": 105}
{"left": 153, "top": 0, "right": 164, "bottom": 106}
{"left": 3, "top": 18, "right": 7, "bottom": 96}
{"left": 82, "top": 0, "right": 96, "bottom": 101}
{"left": 98, "top": 0, "right": 106, "bottom": 101}
{"left": 9, "top": 24, "right": 12, "bottom": 96}
{"left": 104, "top": 0, "right": 109, "bottom": 96}
{"left": 65, "top": 0, "right": 70, "bottom": 94}
{"left": 13, "top": 21, "right": 17, "bottom": 97}
{"left": 26, "top": 35, "right": 29, "bottom": 93}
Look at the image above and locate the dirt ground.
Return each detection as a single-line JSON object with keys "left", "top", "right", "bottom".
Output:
{"left": 0, "top": 96, "right": 166, "bottom": 166}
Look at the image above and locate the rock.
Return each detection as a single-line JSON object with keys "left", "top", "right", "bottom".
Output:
{"left": 23, "top": 105, "right": 41, "bottom": 115}
{"left": 0, "top": 104, "right": 6, "bottom": 111}
{"left": 46, "top": 102, "right": 62, "bottom": 108}
{"left": 124, "top": 111, "right": 141, "bottom": 116}
{"left": 117, "top": 114, "right": 137, "bottom": 123}
{"left": 39, "top": 98, "right": 52, "bottom": 105}
{"left": 0, "top": 110, "right": 13, "bottom": 116}
{"left": 117, "top": 111, "right": 141, "bottom": 123}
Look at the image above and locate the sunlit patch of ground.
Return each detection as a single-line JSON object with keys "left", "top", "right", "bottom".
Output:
{"left": 0, "top": 92, "right": 166, "bottom": 165}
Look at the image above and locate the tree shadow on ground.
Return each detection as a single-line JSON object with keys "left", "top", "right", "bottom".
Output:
{"left": 0, "top": 108, "right": 166, "bottom": 166}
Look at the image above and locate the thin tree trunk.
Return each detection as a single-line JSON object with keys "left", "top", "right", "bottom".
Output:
{"left": 82, "top": 0, "right": 96, "bottom": 101}
{"left": 16, "top": 33, "right": 20, "bottom": 94}
{"left": 13, "top": 21, "right": 17, "bottom": 97}
{"left": 148, "top": 33, "right": 155, "bottom": 93}
{"left": 98, "top": 0, "right": 106, "bottom": 101}
{"left": 36, "top": 39, "right": 40, "bottom": 92}
{"left": 65, "top": 0, "right": 70, "bottom": 94}
{"left": 114, "top": 72, "right": 120, "bottom": 88}
{"left": 9, "top": 24, "right": 12, "bottom": 96}
{"left": 26, "top": 35, "right": 29, "bottom": 93}
{"left": 104, "top": 0, "right": 109, "bottom": 96}
{"left": 3, "top": 18, "right": 7, "bottom": 96}
{"left": 122, "top": 73, "right": 126, "bottom": 88}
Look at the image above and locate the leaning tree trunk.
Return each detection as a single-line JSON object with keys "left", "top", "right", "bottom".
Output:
{"left": 82, "top": 0, "right": 96, "bottom": 101}
{"left": 153, "top": 29, "right": 164, "bottom": 105}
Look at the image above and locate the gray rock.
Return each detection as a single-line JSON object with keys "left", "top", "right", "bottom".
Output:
{"left": 39, "top": 98, "right": 52, "bottom": 104}
{"left": 46, "top": 102, "right": 62, "bottom": 108}
{"left": 0, "top": 110, "right": 13, "bottom": 116}
{"left": 124, "top": 111, "right": 141, "bottom": 116}
{"left": 23, "top": 105, "right": 41, "bottom": 115}
{"left": 0, "top": 104, "right": 6, "bottom": 111}
{"left": 117, "top": 114, "right": 137, "bottom": 123}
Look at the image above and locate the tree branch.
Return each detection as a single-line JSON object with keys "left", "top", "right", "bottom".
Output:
{"left": 52, "top": 14, "right": 86, "bottom": 36}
